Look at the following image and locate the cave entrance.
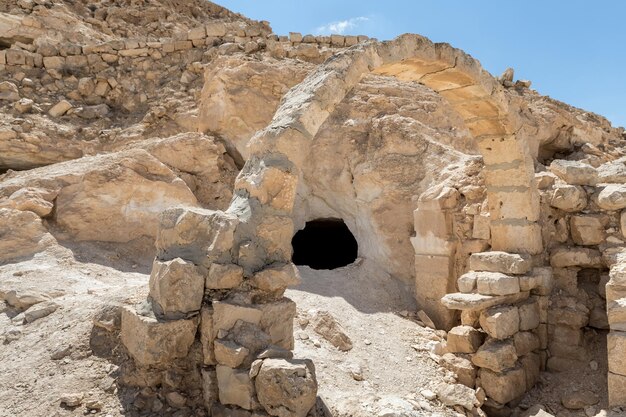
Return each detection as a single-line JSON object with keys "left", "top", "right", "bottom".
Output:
{"left": 291, "top": 218, "right": 358, "bottom": 270}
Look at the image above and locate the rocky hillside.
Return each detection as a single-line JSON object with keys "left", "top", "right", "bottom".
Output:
{"left": 1, "top": 1, "right": 625, "bottom": 417}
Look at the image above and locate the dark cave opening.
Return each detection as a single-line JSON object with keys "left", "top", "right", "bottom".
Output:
{"left": 291, "top": 218, "right": 358, "bottom": 270}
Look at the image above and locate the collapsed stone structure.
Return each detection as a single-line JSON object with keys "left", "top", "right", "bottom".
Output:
{"left": 2, "top": 0, "right": 626, "bottom": 416}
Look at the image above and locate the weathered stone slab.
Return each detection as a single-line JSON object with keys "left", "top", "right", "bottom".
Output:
{"left": 549, "top": 159, "right": 597, "bottom": 186}
{"left": 469, "top": 251, "right": 531, "bottom": 275}
{"left": 441, "top": 291, "right": 529, "bottom": 311}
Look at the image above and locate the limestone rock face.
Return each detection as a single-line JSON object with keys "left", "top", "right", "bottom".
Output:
{"left": 117, "top": 133, "right": 238, "bottom": 209}
{"left": 255, "top": 358, "right": 318, "bottom": 417}
{"left": 0, "top": 149, "right": 198, "bottom": 243}
{"left": 297, "top": 73, "right": 478, "bottom": 287}
{"left": 197, "top": 56, "right": 312, "bottom": 159}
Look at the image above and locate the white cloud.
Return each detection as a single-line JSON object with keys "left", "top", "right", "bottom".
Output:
{"left": 314, "top": 16, "right": 369, "bottom": 35}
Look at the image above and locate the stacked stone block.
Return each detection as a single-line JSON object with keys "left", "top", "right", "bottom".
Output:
{"left": 608, "top": 259, "right": 626, "bottom": 406}
{"left": 538, "top": 157, "right": 626, "bottom": 405}
{"left": 120, "top": 206, "right": 317, "bottom": 416}
{"left": 411, "top": 185, "right": 460, "bottom": 330}
{"left": 442, "top": 251, "right": 552, "bottom": 413}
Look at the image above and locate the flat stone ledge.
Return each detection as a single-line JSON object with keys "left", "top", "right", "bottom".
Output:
{"left": 441, "top": 291, "right": 529, "bottom": 311}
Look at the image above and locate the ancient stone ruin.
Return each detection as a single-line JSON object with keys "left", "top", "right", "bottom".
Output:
{"left": 1, "top": 1, "right": 626, "bottom": 416}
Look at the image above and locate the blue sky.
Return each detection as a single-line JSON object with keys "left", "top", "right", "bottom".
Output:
{"left": 218, "top": 0, "right": 625, "bottom": 128}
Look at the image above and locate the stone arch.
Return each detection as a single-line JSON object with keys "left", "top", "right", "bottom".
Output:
{"left": 122, "top": 33, "right": 548, "bottom": 414}
{"left": 235, "top": 34, "right": 541, "bottom": 267}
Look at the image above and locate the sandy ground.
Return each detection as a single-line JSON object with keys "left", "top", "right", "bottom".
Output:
{"left": 0, "top": 247, "right": 620, "bottom": 417}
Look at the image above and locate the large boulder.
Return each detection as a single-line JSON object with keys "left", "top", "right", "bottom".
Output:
{"left": 117, "top": 133, "right": 238, "bottom": 209}
{"left": 0, "top": 149, "right": 198, "bottom": 243}
{"left": 0, "top": 208, "right": 58, "bottom": 264}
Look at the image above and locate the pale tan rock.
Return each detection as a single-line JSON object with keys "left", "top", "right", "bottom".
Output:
{"left": 149, "top": 258, "right": 204, "bottom": 318}
{"left": 206, "top": 22, "right": 227, "bottom": 37}
{"left": 258, "top": 298, "right": 297, "bottom": 350}
{"left": 0, "top": 81, "right": 19, "bottom": 101}
{"left": 475, "top": 271, "right": 520, "bottom": 296}
{"left": 608, "top": 298, "right": 626, "bottom": 331}
{"left": 550, "top": 184, "right": 587, "bottom": 212}
{"left": 609, "top": 371, "right": 626, "bottom": 407}
{"left": 255, "top": 215, "right": 294, "bottom": 263}
{"left": 123, "top": 133, "right": 238, "bottom": 209}
{"left": 471, "top": 339, "right": 517, "bottom": 373}
{"left": 608, "top": 331, "right": 626, "bottom": 376}
{"left": 570, "top": 215, "right": 607, "bottom": 245}
{"left": 48, "top": 100, "right": 72, "bottom": 117}
{"left": 435, "top": 382, "right": 477, "bottom": 410}
{"left": 214, "top": 339, "right": 249, "bottom": 368}
{"left": 197, "top": 57, "right": 310, "bottom": 158}
{"left": 457, "top": 273, "right": 477, "bottom": 293}
{"left": 310, "top": 310, "right": 352, "bottom": 351}
{"left": 23, "top": 301, "right": 59, "bottom": 323}
{"left": 5, "top": 289, "right": 51, "bottom": 310}
{"left": 206, "top": 263, "right": 244, "bottom": 290}
{"left": 0, "top": 187, "right": 55, "bottom": 217}
{"left": 598, "top": 161, "right": 626, "bottom": 183}
{"left": 441, "top": 292, "right": 529, "bottom": 311}
{"left": 213, "top": 301, "right": 263, "bottom": 333}
{"left": 479, "top": 305, "right": 519, "bottom": 340}
{"left": 597, "top": 185, "right": 626, "bottom": 210}
{"left": 479, "top": 366, "right": 526, "bottom": 404}
{"left": 216, "top": 365, "right": 255, "bottom": 410}
{"left": 251, "top": 263, "right": 301, "bottom": 293}
{"left": 235, "top": 162, "right": 298, "bottom": 213}
{"left": 255, "top": 358, "right": 318, "bottom": 417}
{"left": 518, "top": 298, "right": 540, "bottom": 331}
{"left": 447, "top": 326, "right": 485, "bottom": 353}
{"left": 469, "top": 251, "right": 531, "bottom": 275}
{"left": 0, "top": 208, "right": 58, "bottom": 264}
{"left": 549, "top": 159, "right": 598, "bottom": 185}
{"left": 440, "top": 353, "right": 476, "bottom": 388}
{"left": 535, "top": 172, "right": 557, "bottom": 190}
{"left": 550, "top": 247, "right": 603, "bottom": 268}
{"left": 120, "top": 307, "right": 198, "bottom": 366}
{"left": 157, "top": 206, "right": 237, "bottom": 268}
